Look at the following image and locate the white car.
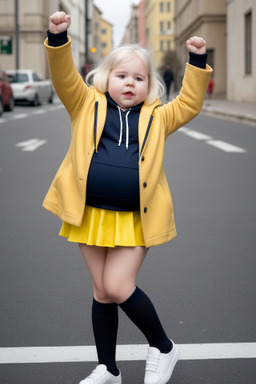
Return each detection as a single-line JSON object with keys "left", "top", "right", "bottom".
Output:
{"left": 6, "top": 69, "right": 54, "bottom": 106}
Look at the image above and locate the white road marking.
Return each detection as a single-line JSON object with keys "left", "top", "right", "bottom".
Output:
{"left": 33, "top": 109, "right": 46, "bottom": 115}
{"left": 11, "top": 113, "right": 28, "bottom": 120}
{"left": 0, "top": 101, "right": 63, "bottom": 124}
{"left": 0, "top": 343, "right": 256, "bottom": 364}
{"left": 16, "top": 138, "right": 47, "bottom": 151}
{"left": 179, "top": 127, "right": 213, "bottom": 141}
{"left": 179, "top": 127, "right": 246, "bottom": 153}
{"left": 52, "top": 104, "right": 65, "bottom": 110}
{"left": 207, "top": 140, "right": 247, "bottom": 153}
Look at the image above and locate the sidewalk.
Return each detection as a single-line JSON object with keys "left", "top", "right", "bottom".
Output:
{"left": 202, "top": 95, "right": 256, "bottom": 125}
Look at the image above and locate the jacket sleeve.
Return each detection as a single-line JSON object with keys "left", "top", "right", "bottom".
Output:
{"left": 44, "top": 36, "right": 90, "bottom": 119}
{"left": 159, "top": 63, "right": 213, "bottom": 137}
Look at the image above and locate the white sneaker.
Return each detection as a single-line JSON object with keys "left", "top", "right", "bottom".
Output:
{"left": 79, "top": 364, "right": 122, "bottom": 384}
{"left": 144, "top": 341, "right": 180, "bottom": 384}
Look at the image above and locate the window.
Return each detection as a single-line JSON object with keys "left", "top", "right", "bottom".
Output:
{"left": 160, "top": 40, "right": 164, "bottom": 52}
{"left": 101, "top": 29, "right": 107, "bottom": 35}
{"left": 167, "top": 40, "right": 171, "bottom": 51}
{"left": 167, "top": 2, "right": 171, "bottom": 12}
{"left": 160, "top": 2, "right": 164, "bottom": 12}
{"left": 207, "top": 49, "right": 214, "bottom": 70}
{"left": 245, "top": 11, "right": 252, "bottom": 75}
{"left": 33, "top": 73, "right": 42, "bottom": 82}
{"left": 160, "top": 21, "right": 164, "bottom": 33}
{"left": 167, "top": 21, "right": 171, "bottom": 31}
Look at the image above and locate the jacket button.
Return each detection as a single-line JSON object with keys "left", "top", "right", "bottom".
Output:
{"left": 141, "top": 156, "right": 145, "bottom": 161}
{"left": 144, "top": 207, "right": 147, "bottom": 213}
{"left": 143, "top": 182, "right": 147, "bottom": 188}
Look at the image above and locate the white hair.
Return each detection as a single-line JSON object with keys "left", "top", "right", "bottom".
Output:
{"left": 86, "top": 44, "right": 165, "bottom": 105}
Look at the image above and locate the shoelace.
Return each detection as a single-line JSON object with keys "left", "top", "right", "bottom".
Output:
{"left": 145, "top": 353, "right": 160, "bottom": 372}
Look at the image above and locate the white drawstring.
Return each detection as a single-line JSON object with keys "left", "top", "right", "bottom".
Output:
{"left": 125, "top": 110, "right": 131, "bottom": 150}
{"left": 117, "top": 106, "right": 131, "bottom": 150}
{"left": 117, "top": 106, "right": 123, "bottom": 146}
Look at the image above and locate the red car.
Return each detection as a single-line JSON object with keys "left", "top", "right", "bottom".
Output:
{"left": 0, "top": 68, "right": 14, "bottom": 114}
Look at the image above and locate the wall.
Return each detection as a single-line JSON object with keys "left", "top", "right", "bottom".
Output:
{"left": 175, "top": 0, "right": 226, "bottom": 94}
{"left": 227, "top": 0, "right": 256, "bottom": 102}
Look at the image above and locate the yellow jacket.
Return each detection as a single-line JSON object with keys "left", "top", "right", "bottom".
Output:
{"left": 43, "top": 38, "right": 212, "bottom": 247}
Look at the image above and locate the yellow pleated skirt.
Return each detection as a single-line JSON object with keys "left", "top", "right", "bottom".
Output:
{"left": 59, "top": 205, "right": 145, "bottom": 247}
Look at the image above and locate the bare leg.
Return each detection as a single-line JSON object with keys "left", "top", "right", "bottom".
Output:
{"left": 103, "top": 246, "right": 148, "bottom": 303}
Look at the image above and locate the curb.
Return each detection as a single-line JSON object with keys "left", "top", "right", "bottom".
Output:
{"left": 202, "top": 106, "right": 256, "bottom": 124}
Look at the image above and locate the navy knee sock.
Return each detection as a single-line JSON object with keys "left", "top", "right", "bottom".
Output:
{"left": 119, "top": 287, "right": 172, "bottom": 353}
{"left": 92, "top": 299, "right": 119, "bottom": 376}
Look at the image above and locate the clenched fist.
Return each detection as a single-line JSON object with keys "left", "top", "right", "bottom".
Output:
{"left": 186, "top": 36, "right": 206, "bottom": 55}
{"left": 49, "top": 11, "right": 71, "bottom": 34}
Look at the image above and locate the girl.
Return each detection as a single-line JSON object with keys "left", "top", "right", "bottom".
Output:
{"left": 44, "top": 11, "right": 212, "bottom": 384}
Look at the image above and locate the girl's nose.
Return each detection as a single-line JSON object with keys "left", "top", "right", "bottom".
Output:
{"left": 126, "top": 77, "right": 134, "bottom": 86}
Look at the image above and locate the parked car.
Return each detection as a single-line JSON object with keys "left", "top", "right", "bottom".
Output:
{"left": 0, "top": 89, "right": 3, "bottom": 116}
{"left": 0, "top": 68, "right": 14, "bottom": 112}
{"left": 6, "top": 69, "right": 54, "bottom": 106}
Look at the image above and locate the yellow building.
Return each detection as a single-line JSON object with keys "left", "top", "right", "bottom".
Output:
{"left": 144, "top": 0, "right": 175, "bottom": 68}
{"left": 101, "top": 18, "right": 113, "bottom": 57}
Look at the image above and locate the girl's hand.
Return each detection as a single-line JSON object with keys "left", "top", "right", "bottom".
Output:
{"left": 186, "top": 36, "right": 206, "bottom": 55}
{"left": 49, "top": 11, "right": 71, "bottom": 34}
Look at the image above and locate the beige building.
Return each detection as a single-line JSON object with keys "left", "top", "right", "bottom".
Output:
{"left": 144, "top": 0, "right": 175, "bottom": 68}
{"left": 174, "top": 0, "right": 226, "bottom": 95}
{"left": 122, "top": 4, "right": 139, "bottom": 45}
{"left": 227, "top": 0, "right": 256, "bottom": 102}
{"left": 0, "top": 0, "right": 93, "bottom": 78}
{"left": 100, "top": 18, "right": 113, "bottom": 57}
{"left": 89, "top": 5, "right": 102, "bottom": 64}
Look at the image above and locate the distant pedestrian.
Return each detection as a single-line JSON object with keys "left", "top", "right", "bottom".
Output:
{"left": 44, "top": 11, "right": 212, "bottom": 384}
{"left": 163, "top": 65, "right": 174, "bottom": 101}
{"left": 208, "top": 76, "right": 214, "bottom": 95}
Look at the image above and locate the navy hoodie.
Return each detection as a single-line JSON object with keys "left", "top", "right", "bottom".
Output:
{"left": 86, "top": 93, "right": 143, "bottom": 211}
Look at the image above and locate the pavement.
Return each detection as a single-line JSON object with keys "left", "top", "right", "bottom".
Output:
{"left": 202, "top": 94, "right": 256, "bottom": 125}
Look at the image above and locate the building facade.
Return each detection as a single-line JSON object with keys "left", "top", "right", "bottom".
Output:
{"left": 89, "top": 5, "right": 102, "bottom": 64}
{"left": 227, "top": 0, "right": 256, "bottom": 102}
{"left": 0, "top": 0, "right": 93, "bottom": 78}
{"left": 121, "top": 4, "right": 139, "bottom": 45}
{"left": 144, "top": 0, "right": 175, "bottom": 68}
{"left": 100, "top": 18, "right": 113, "bottom": 57}
{"left": 174, "top": 0, "right": 226, "bottom": 95}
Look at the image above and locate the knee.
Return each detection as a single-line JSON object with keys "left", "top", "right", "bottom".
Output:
{"left": 93, "top": 285, "right": 112, "bottom": 303}
{"left": 92, "top": 281, "right": 124, "bottom": 303}
{"left": 103, "top": 280, "right": 134, "bottom": 304}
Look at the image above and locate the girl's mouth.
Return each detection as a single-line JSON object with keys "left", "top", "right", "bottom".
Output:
{"left": 124, "top": 92, "right": 134, "bottom": 97}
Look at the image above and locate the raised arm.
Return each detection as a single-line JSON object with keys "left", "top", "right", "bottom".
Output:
{"left": 160, "top": 36, "right": 212, "bottom": 136}
{"left": 45, "top": 12, "right": 89, "bottom": 118}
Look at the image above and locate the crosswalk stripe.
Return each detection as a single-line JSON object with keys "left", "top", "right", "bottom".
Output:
{"left": 178, "top": 127, "right": 246, "bottom": 153}
{"left": 206, "top": 140, "right": 246, "bottom": 153}
{"left": 1, "top": 343, "right": 256, "bottom": 364}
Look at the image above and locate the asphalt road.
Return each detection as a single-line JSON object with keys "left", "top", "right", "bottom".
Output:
{"left": 0, "top": 100, "right": 255, "bottom": 383}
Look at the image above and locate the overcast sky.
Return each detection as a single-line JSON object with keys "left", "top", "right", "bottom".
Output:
{"left": 94, "top": 0, "right": 141, "bottom": 47}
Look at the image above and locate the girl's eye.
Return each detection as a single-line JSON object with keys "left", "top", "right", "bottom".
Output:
{"left": 118, "top": 75, "right": 125, "bottom": 79}
{"left": 136, "top": 77, "right": 142, "bottom": 81}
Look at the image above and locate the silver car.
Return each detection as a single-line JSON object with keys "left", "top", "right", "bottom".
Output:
{"left": 6, "top": 69, "right": 54, "bottom": 106}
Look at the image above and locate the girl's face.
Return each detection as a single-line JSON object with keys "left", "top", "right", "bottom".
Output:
{"left": 108, "top": 55, "right": 149, "bottom": 110}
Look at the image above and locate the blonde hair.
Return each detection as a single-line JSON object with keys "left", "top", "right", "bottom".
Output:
{"left": 86, "top": 44, "right": 165, "bottom": 105}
